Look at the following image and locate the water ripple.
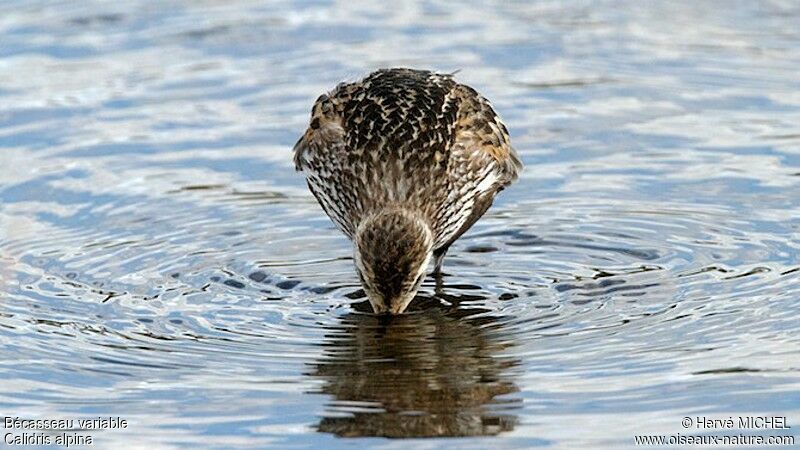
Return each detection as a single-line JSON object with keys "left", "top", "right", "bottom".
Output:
{"left": 1, "top": 0, "right": 799, "bottom": 448}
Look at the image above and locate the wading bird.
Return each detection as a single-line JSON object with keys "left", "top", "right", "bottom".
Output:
{"left": 294, "top": 68, "right": 521, "bottom": 314}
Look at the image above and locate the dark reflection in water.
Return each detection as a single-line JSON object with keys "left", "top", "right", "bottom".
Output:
{"left": 309, "top": 301, "right": 521, "bottom": 438}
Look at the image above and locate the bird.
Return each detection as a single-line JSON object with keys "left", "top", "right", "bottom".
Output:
{"left": 293, "top": 68, "right": 521, "bottom": 314}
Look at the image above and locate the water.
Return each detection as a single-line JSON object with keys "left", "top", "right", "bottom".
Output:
{"left": 1, "top": 1, "right": 799, "bottom": 448}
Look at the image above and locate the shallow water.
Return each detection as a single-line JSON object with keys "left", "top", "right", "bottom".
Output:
{"left": 1, "top": 0, "right": 799, "bottom": 448}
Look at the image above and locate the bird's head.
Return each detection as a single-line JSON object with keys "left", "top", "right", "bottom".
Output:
{"left": 354, "top": 208, "right": 433, "bottom": 314}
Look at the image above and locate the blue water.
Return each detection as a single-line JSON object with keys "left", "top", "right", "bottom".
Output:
{"left": 1, "top": 1, "right": 799, "bottom": 448}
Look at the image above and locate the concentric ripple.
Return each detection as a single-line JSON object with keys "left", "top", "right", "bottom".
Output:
{"left": 1, "top": 0, "right": 799, "bottom": 448}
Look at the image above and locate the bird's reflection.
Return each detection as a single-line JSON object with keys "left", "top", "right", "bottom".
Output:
{"left": 308, "top": 297, "right": 521, "bottom": 438}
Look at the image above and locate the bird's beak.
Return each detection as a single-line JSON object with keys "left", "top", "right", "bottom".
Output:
{"left": 388, "top": 295, "right": 414, "bottom": 315}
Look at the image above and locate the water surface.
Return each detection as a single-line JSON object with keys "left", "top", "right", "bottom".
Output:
{"left": 1, "top": 1, "right": 799, "bottom": 448}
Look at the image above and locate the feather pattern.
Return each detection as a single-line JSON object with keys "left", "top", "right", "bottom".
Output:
{"left": 294, "top": 68, "right": 521, "bottom": 252}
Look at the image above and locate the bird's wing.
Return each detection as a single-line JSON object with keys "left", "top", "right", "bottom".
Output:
{"left": 430, "top": 84, "right": 522, "bottom": 251}
{"left": 451, "top": 84, "right": 522, "bottom": 189}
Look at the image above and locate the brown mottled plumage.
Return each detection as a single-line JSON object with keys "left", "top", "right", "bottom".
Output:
{"left": 294, "top": 68, "right": 521, "bottom": 314}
